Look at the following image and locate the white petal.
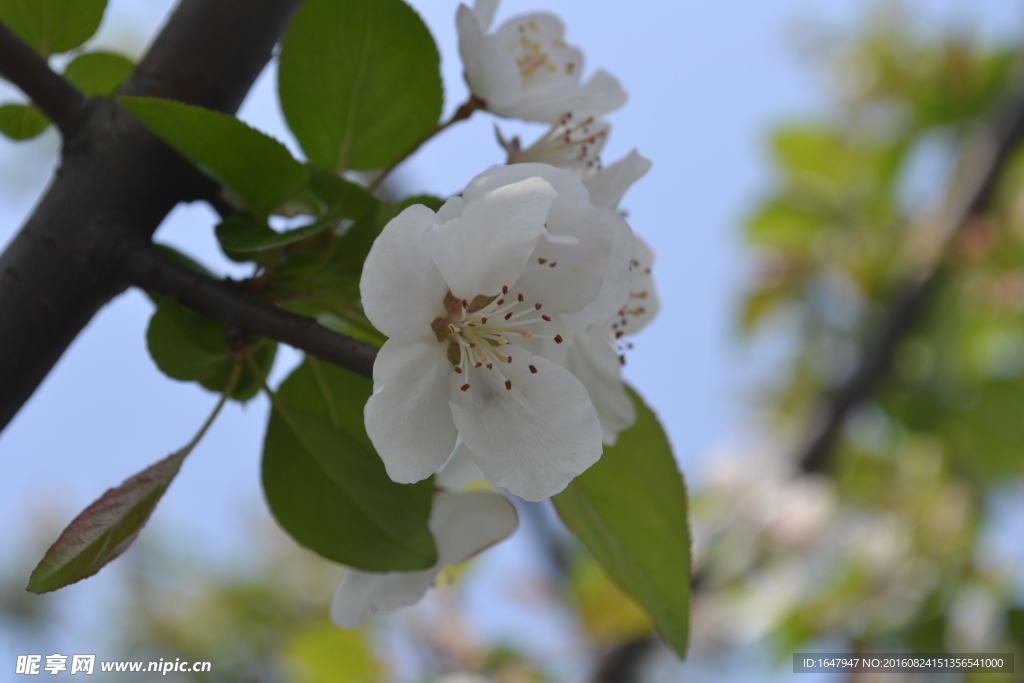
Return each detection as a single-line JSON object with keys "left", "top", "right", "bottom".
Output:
{"left": 493, "top": 12, "right": 567, "bottom": 46}
{"left": 623, "top": 234, "right": 659, "bottom": 332}
{"left": 583, "top": 149, "right": 652, "bottom": 210}
{"left": 496, "top": 69, "right": 627, "bottom": 124}
{"left": 330, "top": 490, "right": 516, "bottom": 629}
{"left": 564, "top": 327, "right": 636, "bottom": 445}
{"left": 432, "top": 491, "right": 518, "bottom": 565}
{"left": 360, "top": 204, "right": 448, "bottom": 338}
{"left": 365, "top": 333, "right": 458, "bottom": 484}
{"left": 559, "top": 209, "right": 632, "bottom": 330}
{"left": 472, "top": 0, "right": 498, "bottom": 32}
{"left": 450, "top": 346, "right": 602, "bottom": 501}
{"left": 458, "top": 5, "right": 522, "bottom": 108}
{"left": 330, "top": 567, "right": 435, "bottom": 628}
{"left": 424, "top": 176, "right": 555, "bottom": 299}
{"left": 463, "top": 162, "right": 589, "bottom": 206}
{"left": 436, "top": 436, "right": 489, "bottom": 491}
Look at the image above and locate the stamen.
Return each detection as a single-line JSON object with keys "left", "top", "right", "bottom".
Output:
{"left": 535, "top": 303, "right": 542, "bottom": 310}
{"left": 454, "top": 367, "right": 462, "bottom": 374}
{"left": 538, "top": 258, "right": 547, "bottom": 264}
{"left": 486, "top": 363, "right": 493, "bottom": 370}
{"left": 505, "top": 380, "right": 512, "bottom": 390}
{"left": 554, "top": 335, "right": 564, "bottom": 344}
{"left": 502, "top": 285, "right": 509, "bottom": 295}
{"left": 542, "top": 314, "right": 552, "bottom": 321}
{"left": 517, "top": 293, "right": 525, "bottom": 302}
{"left": 505, "top": 311, "right": 514, "bottom": 320}
{"left": 549, "top": 261, "right": 557, "bottom": 268}
{"left": 461, "top": 384, "right": 471, "bottom": 391}
{"left": 481, "top": 317, "right": 488, "bottom": 324}
{"left": 529, "top": 365, "right": 538, "bottom": 374}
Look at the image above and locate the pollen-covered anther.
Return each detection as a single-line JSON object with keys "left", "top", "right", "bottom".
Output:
{"left": 486, "top": 363, "right": 494, "bottom": 370}
{"left": 537, "top": 258, "right": 547, "bottom": 264}
{"left": 534, "top": 303, "right": 542, "bottom": 310}
{"left": 502, "top": 285, "right": 509, "bottom": 295}
{"left": 541, "top": 314, "right": 552, "bottom": 322}
{"left": 529, "top": 365, "right": 538, "bottom": 374}
{"left": 505, "top": 380, "right": 512, "bottom": 390}
{"left": 475, "top": 362, "right": 483, "bottom": 368}
{"left": 549, "top": 261, "right": 557, "bottom": 268}
{"left": 554, "top": 334, "right": 563, "bottom": 344}
{"left": 504, "top": 312, "right": 514, "bottom": 320}
{"left": 454, "top": 367, "right": 463, "bottom": 374}
{"left": 461, "top": 384, "right": 471, "bottom": 391}
{"left": 517, "top": 293, "right": 525, "bottom": 302}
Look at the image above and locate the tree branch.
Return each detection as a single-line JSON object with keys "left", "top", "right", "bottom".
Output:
{"left": 0, "top": 21, "right": 86, "bottom": 136}
{"left": 0, "top": 0, "right": 303, "bottom": 433}
{"left": 798, "top": 67, "right": 1024, "bottom": 473}
{"left": 123, "top": 247, "right": 377, "bottom": 379}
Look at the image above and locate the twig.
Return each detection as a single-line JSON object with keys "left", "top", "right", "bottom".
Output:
{"left": 0, "top": 21, "right": 86, "bottom": 136}
{"left": 122, "top": 246, "right": 377, "bottom": 379}
{"left": 798, "top": 64, "right": 1024, "bottom": 473}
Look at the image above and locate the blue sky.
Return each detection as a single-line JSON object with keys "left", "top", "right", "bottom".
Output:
{"left": 0, "top": 0, "right": 1020, "bottom": 678}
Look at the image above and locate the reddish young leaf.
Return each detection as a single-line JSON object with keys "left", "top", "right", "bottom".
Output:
{"left": 26, "top": 449, "right": 188, "bottom": 593}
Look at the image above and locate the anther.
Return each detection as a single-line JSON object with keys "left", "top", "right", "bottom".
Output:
{"left": 475, "top": 362, "right": 483, "bottom": 368}
{"left": 619, "top": 355, "right": 626, "bottom": 366}
{"left": 534, "top": 303, "right": 542, "bottom": 310}
{"left": 454, "top": 367, "right": 463, "bottom": 374}
{"left": 481, "top": 317, "right": 488, "bottom": 324}
{"left": 542, "top": 314, "right": 552, "bottom": 321}
{"left": 538, "top": 258, "right": 547, "bottom": 264}
{"left": 469, "top": 343, "right": 477, "bottom": 348}
{"left": 502, "top": 285, "right": 509, "bottom": 295}
{"left": 549, "top": 261, "right": 557, "bottom": 268}
{"left": 461, "top": 384, "right": 471, "bottom": 391}
{"left": 615, "top": 331, "right": 624, "bottom": 339}
{"left": 486, "top": 363, "right": 493, "bottom": 369}
{"left": 517, "top": 293, "right": 525, "bottom": 302}
{"left": 529, "top": 365, "right": 538, "bottom": 374}
{"left": 504, "top": 311, "right": 514, "bottom": 320}
{"left": 554, "top": 334, "right": 563, "bottom": 344}
{"left": 497, "top": 298, "right": 505, "bottom": 306}
{"left": 505, "top": 380, "right": 512, "bottom": 390}
{"left": 462, "top": 299, "right": 469, "bottom": 309}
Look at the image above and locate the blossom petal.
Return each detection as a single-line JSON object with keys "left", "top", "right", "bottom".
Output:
{"left": 564, "top": 327, "right": 635, "bottom": 445}
{"left": 497, "top": 68, "right": 627, "bottom": 123}
{"left": 436, "top": 436, "right": 488, "bottom": 491}
{"left": 622, "top": 235, "right": 659, "bottom": 332}
{"left": 432, "top": 491, "right": 518, "bottom": 565}
{"left": 365, "top": 333, "right": 458, "bottom": 484}
{"left": 559, "top": 208, "right": 632, "bottom": 330}
{"left": 330, "top": 491, "right": 516, "bottom": 628}
{"left": 583, "top": 149, "right": 652, "bottom": 210}
{"left": 424, "top": 176, "right": 555, "bottom": 299}
{"left": 450, "top": 346, "right": 602, "bottom": 501}
{"left": 330, "top": 567, "right": 435, "bottom": 628}
{"left": 360, "top": 204, "right": 448, "bottom": 338}
{"left": 471, "top": 0, "right": 498, "bottom": 32}
{"left": 458, "top": 5, "right": 522, "bottom": 108}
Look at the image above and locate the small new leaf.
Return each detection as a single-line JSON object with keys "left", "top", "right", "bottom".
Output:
{"left": 119, "top": 97, "right": 309, "bottom": 217}
{"left": 64, "top": 51, "right": 134, "bottom": 96}
{"left": 27, "top": 448, "right": 187, "bottom": 593}
{"left": 0, "top": 0, "right": 106, "bottom": 57}
{"left": 0, "top": 103, "right": 50, "bottom": 140}
{"left": 553, "top": 386, "right": 691, "bottom": 657}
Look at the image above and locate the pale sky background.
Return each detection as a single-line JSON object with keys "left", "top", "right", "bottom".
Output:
{"left": 0, "top": 0, "right": 1021, "bottom": 680}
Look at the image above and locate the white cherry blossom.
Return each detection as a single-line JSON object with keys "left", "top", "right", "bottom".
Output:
{"left": 331, "top": 491, "right": 517, "bottom": 628}
{"left": 501, "top": 127, "right": 657, "bottom": 444}
{"left": 456, "top": 0, "right": 626, "bottom": 123}
{"left": 360, "top": 163, "right": 634, "bottom": 501}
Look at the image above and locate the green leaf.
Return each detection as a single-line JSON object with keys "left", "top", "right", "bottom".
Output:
{"left": 63, "top": 51, "right": 133, "bottom": 96}
{"left": 262, "top": 358, "right": 436, "bottom": 570}
{"left": 0, "top": 0, "right": 106, "bottom": 56}
{"left": 0, "top": 103, "right": 50, "bottom": 140}
{"left": 215, "top": 213, "right": 334, "bottom": 254}
{"left": 27, "top": 447, "right": 188, "bottom": 593}
{"left": 306, "top": 166, "right": 379, "bottom": 221}
{"left": 119, "top": 97, "right": 309, "bottom": 217}
{"left": 146, "top": 297, "right": 275, "bottom": 402}
{"left": 396, "top": 194, "right": 445, "bottom": 213}
{"left": 278, "top": 0, "right": 443, "bottom": 172}
{"left": 553, "top": 386, "right": 691, "bottom": 658}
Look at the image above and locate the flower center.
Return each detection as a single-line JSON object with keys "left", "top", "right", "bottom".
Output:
{"left": 508, "top": 114, "right": 606, "bottom": 170}
{"left": 512, "top": 20, "right": 576, "bottom": 80}
{"left": 431, "top": 287, "right": 562, "bottom": 392}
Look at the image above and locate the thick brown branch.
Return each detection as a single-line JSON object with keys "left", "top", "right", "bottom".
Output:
{"left": 0, "top": 0, "right": 303, "bottom": 433}
{"left": 798, "top": 69, "right": 1024, "bottom": 473}
{"left": 0, "top": 22, "right": 86, "bottom": 136}
{"left": 123, "top": 247, "right": 377, "bottom": 379}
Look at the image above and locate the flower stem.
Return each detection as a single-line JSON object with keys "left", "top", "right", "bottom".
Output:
{"left": 183, "top": 354, "right": 244, "bottom": 453}
{"left": 369, "top": 96, "right": 485, "bottom": 192}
